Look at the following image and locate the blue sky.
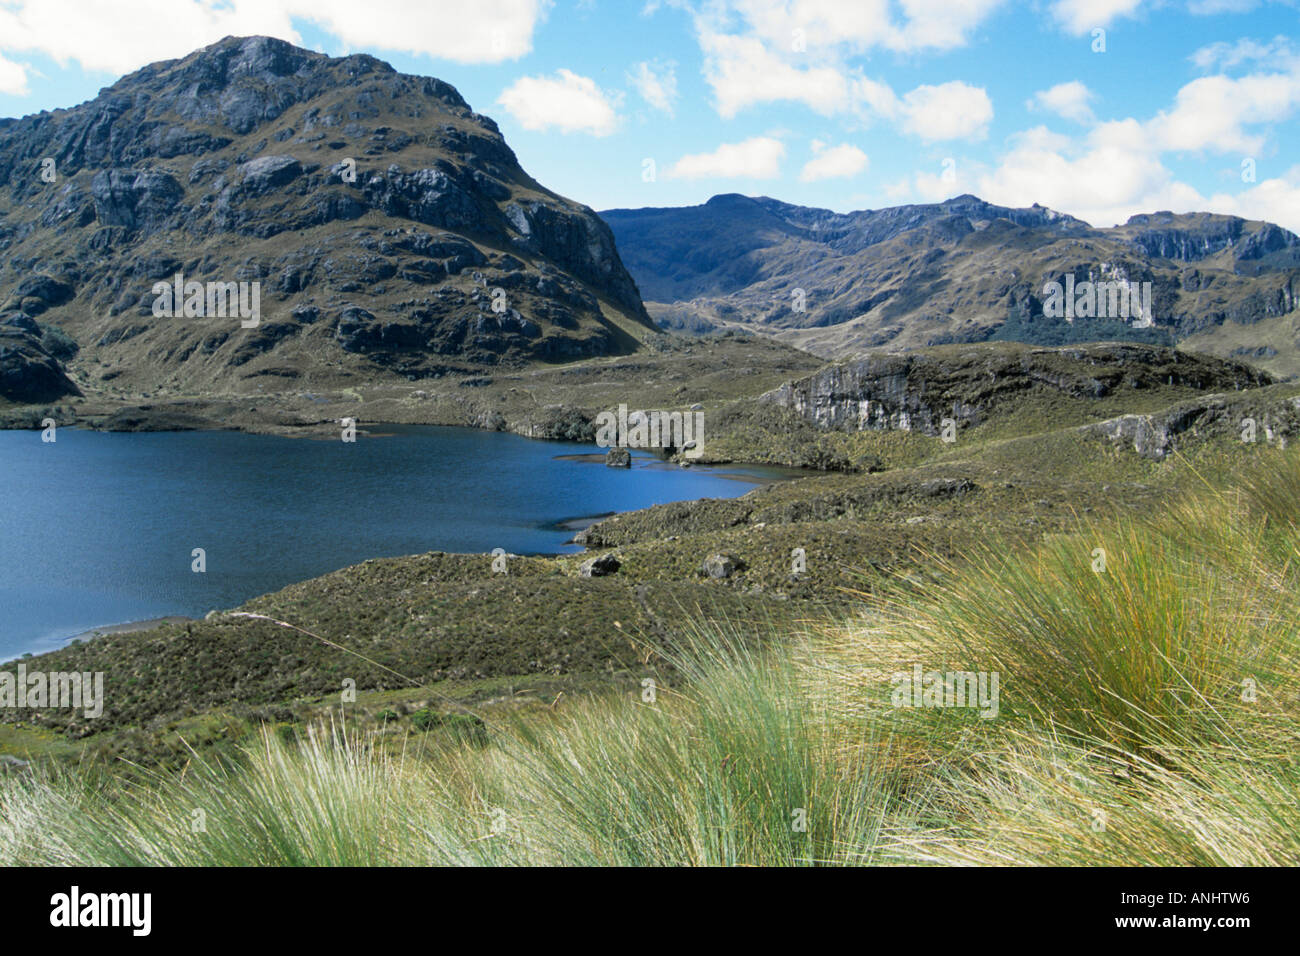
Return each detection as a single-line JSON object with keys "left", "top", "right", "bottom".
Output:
{"left": 2, "top": 1, "right": 1299, "bottom": 230}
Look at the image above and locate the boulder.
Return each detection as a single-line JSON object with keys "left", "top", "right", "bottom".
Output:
{"left": 605, "top": 447, "right": 631, "bottom": 468}
{"left": 3, "top": 276, "right": 74, "bottom": 316}
{"left": 578, "top": 553, "right": 620, "bottom": 578}
{"left": 700, "top": 552, "right": 745, "bottom": 579}
{"left": 91, "top": 168, "right": 184, "bottom": 232}
{"left": 238, "top": 155, "right": 303, "bottom": 193}
{"left": 0, "top": 332, "right": 81, "bottom": 403}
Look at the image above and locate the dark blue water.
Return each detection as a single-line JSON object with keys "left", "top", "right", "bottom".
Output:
{"left": 0, "top": 425, "right": 790, "bottom": 660}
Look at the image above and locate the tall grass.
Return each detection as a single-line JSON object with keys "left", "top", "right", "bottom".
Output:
{"left": 0, "top": 634, "right": 938, "bottom": 866}
{"left": 3, "top": 449, "right": 1298, "bottom": 866}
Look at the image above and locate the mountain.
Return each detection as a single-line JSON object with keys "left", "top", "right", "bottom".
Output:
{"left": 600, "top": 194, "right": 1300, "bottom": 376}
{"left": 0, "top": 36, "right": 655, "bottom": 405}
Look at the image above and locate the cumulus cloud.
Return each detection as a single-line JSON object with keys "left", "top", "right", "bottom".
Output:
{"left": 666, "top": 136, "right": 786, "bottom": 179}
{"left": 1202, "top": 165, "right": 1300, "bottom": 232}
{"left": 1146, "top": 69, "right": 1300, "bottom": 154}
{"left": 799, "top": 140, "right": 868, "bottom": 181}
{"left": 497, "top": 69, "right": 622, "bottom": 136}
{"left": 628, "top": 60, "right": 678, "bottom": 115}
{"left": 973, "top": 122, "right": 1190, "bottom": 226}
{"left": 1028, "top": 80, "right": 1095, "bottom": 123}
{"left": 974, "top": 132, "right": 1300, "bottom": 234}
{"left": 294, "top": 0, "right": 549, "bottom": 63}
{"left": 693, "top": 1, "right": 1005, "bottom": 126}
{"left": 695, "top": 39, "right": 994, "bottom": 145}
{"left": 0, "top": 0, "right": 547, "bottom": 77}
{"left": 700, "top": 29, "right": 850, "bottom": 118}
{"left": 0, "top": 53, "right": 28, "bottom": 95}
{"left": 696, "top": 0, "right": 1006, "bottom": 57}
{"left": 899, "top": 82, "right": 993, "bottom": 141}
{"left": 1050, "top": 0, "right": 1144, "bottom": 36}
{"left": 944, "top": 51, "right": 1300, "bottom": 233}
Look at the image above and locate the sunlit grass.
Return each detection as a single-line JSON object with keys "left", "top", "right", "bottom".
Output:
{"left": 3, "top": 449, "right": 1298, "bottom": 866}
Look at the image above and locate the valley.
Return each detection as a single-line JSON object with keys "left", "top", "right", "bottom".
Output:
{"left": 2, "top": 32, "right": 1299, "bottom": 873}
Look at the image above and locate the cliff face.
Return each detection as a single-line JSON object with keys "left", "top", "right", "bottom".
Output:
{"left": 0, "top": 36, "right": 654, "bottom": 403}
{"left": 760, "top": 342, "right": 1273, "bottom": 437}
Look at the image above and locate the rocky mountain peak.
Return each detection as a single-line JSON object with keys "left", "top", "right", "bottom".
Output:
{"left": 0, "top": 37, "right": 655, "bottom": 403}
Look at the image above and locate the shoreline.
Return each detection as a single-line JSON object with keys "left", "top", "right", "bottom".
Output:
{"left": 67, "top": 616, "right": 197, "bottom": 642}
{"left": 11, "top": 449, "right": 804, "bottom": 662}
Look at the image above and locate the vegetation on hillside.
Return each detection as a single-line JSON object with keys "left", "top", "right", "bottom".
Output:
{"left": 3, "top": 445, "right": 1297, "bottom": 865}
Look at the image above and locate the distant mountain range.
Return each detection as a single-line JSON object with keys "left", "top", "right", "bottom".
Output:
{"left": 0, "top": 36, "right": 654, "bottom": 404}
{"left": 601, "top": 193, "right": 1300, "bottom": 377}
{"left": 4, "top": 35, "right": 1298, "bottom": 414}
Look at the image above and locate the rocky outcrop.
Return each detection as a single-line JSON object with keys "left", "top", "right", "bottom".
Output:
{"left": 1120, "top": 212, "right": 1300, "bottom": 264}
{"left": 578, "top": 553, "right": 620, "bottom": 577}
{"left": 760, "top": 343, "right": 1272, "bottom": 437}
{"left": 90, "top": 169, "right": 185, "bottom": 233}
{"left": 1083, "top": 393, "right": 1300, "bottom": 459}
{"left": 0, "top": 327, "right": 81, "bottom": 403}
{"left": 700, "top": 553, "right": 745, "bottom": 579}
{"left": 2, "top": 275, "right": 75, "bottom": 315}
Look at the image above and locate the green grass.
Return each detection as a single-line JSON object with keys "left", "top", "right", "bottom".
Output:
{"left": 3, "top": 447, "right": 1297, "bottom": 866}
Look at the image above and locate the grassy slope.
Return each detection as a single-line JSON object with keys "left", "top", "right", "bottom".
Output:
{"left": 3, "top": 344, "right": 1298, "bottom": 772}
{"left": 3, "top": 442, "right": 1297, "bottom": 865}
{"left": 0, "top": 330, "right": 824, "bottom": 437}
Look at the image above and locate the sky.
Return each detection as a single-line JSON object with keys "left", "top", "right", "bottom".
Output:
{"left": 1, "top": 0, "right": 1299, "bottom": 230}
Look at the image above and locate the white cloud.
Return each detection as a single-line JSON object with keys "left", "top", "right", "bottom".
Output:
{"left": 497, "top": 69, "right": 622, "bottom": 136}
{"left": 1191, "top": 35, "right": 1295, "bottom": 72}
{"left": 852, "top": 76, "right": 901, "bottom": 118}
{"left": 888, "top": 155, "right": 985, "bottom": 204}
{"left": 799, "top": 141, "right": 868, "bottom": 181}
{"left": 959, "top": 52, "right": 1300, "bottom": 233}
{"left": 293, "top": 0, "right": 550, "bottom": 63}
{"left": 697, "top": 46, "right": 993, "bottom": 145}
{"left": 1147, "top": 70, "right": 1300, "bottom": 154}
{"left": 1202, "top": 166, "right": 1300, "bottom": 233}
{"left": 974, "top": 122, "right": 1182, "bottom": 226}
{"left": 900, "top": 81, "right": 993, "bottom": 141}
{"left": 974, "top": 129, "right": 1300, "bottom": 234}
{"left": 666, "top": 136, "right": 786, "bottom": 179}
{"left": 692, "top": 1, "right": 1006, "bottom": 120}
{"left": 629, "top": 60, "right": 678, "bottom": 115}
{"left": 911, "top": 170, "right": 969, "bottom": 202}
{"left": 700, "top": 29, "right": 850, "bottom": 118}
{"left": 1028, "top": 80, "right": 1094, "bottom": 123}
{"left": 0, "top": 0, "right": 547, "bottom": 78}
{"left": 1051, "top": 0, "right": 1144, "bottom": 36}
{"left": 890, "top": 0, "right": 1008, "bottom": 52}
{"left": 0, "top": 0, "right": 298, "bottom": 75}
{"left": 699, "top": 0, "right": 1006, "bottom": 56}
{"left": 0, "top": 53, "right": 28, "bottom": 95}
{"left": 850, "top": 77, "right": 993, "bottom": 142}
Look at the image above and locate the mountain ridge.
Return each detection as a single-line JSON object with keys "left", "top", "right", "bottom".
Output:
{"left": 600, "top": 193, "right": 1300, "bottom": 376}
{"left": 0, "top": 35, "right": 656, "bottom": 405}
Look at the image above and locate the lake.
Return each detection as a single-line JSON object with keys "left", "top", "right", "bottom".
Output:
{"left": 0, "top": 425, "right": 791, "bottom": 661}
